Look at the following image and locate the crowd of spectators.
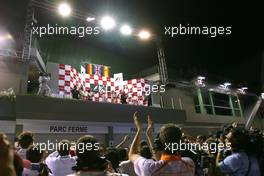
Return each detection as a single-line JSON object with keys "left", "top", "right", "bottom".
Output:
{"left": 0, "top": 113, "right": 263, "bottom": 176}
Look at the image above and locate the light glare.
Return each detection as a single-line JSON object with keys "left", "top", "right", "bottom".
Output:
{"left": 138, "top": 30, "right": 151, "bottom": 40}
{"left": 86, "top": 17, "right": 95, "bottom": 22}
{"left": 101, "top": 16, "right": 115, "bottom": 30}
{"left": 120, "top": 25, "right": 132, "bottom": 35}
{"left": 58, "top": 3, "right": 71, "bottom": 17}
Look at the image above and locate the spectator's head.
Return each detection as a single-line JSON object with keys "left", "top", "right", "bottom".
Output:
{"left": 155, "top": 123, "right": 182, "bottom": 154}
{"left": 105, "top": 148, "right": 120, "bottom": 171}
{"left": 229, "top": 128, "right": 248, "bottom": 152}
{"left": 140, "top": 140, "right": 148, "bottom": 148}
{"left": 118, "top": 148, "right": 128, "bottom": 161}
{"left": 18, "top": 131, "right": 34, "bottom": 149}
{"left": 140, "top": 146, "right": 152, "bottom": 159}
{"left": 75, "top": 135, "right": 107, "bottom": 171}
{"left": 26, "top": 146, "right": 44, "bottom": 163}
{"left": 196, "top": 135, "right": 206, "bottom": 144}
{"left": 58, "top": 140, "right": 70, "bottom": 157}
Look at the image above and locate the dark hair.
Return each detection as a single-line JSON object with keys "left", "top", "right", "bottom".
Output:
{"left": 155, "top": 123, "right": 182, "bottom": 154}
{"left": 230, "top": 128, "right": 248, "bottom": 152}
{"left": 140, "top": 140, "right": 148, "bottom": 147}
{"left": 26, "top": 146, "right": 43, "bottom": 163}
{"left": 18, "top": 131, "right": 34, "bottom": 149}
{"left": 160, "top": 124, "right": 182, "bottom": 144}
{"left": 58, "top": 140, "right": 70, "bottom": 156}
{"left": 196, "top": 135, "right": 206, "bottom": 143}
{"left": 118, "top": 148, "right": 128, "bottom": 161}
{"left": 140, "top": 146, "right": 152, "bottom": 159}
{"left": 75, "top": 135, "right": 107, "bottom": 171}
{"left": 105, "top": 148, "right": 120, "bottom": 172}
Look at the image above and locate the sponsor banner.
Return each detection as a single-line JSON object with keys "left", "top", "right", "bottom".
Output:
{"left": 0, "top": 120, "right": 16, "bottom": 134}
{"left": 114, "top": 73, "right": 123, "bottom": 87}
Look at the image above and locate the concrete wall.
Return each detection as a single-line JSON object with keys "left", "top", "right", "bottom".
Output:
{"left": 0, "top": 100, "right": 16, "bottom": 136}
{"left": 0, "top": 56, "right": 29, "bottom": 94}
{"left": 46, "top": 62, "right": 59, "bottom": 94}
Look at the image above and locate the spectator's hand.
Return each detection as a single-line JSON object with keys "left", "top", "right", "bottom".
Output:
{"left": 123, "top": 135, "right": 130, "bottom": 142}
{"left": 133, "top": 111, "right": 142, "bottom": 131}
{"left": 146, "top": 115, "right": 154, "bottom": 135}
{"left": 0, "top": 134, "right": 11, "bottom": 159}
{"left": 0, "top": 133, "right": 13, "bottom": 166}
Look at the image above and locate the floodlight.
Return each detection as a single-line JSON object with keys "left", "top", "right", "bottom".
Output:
{"left": 58, "top": 3, "right": 71, "bottom": 17}
{"left": 120, "top": 25, "right": 132, "bottom": 35}
{"left": 138, "top": 30, "right": 151, "bottom": 40}
{"left": 101, "top": 16, "right": 115, "bottom": 30}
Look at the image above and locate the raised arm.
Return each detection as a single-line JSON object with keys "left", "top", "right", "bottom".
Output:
{"left": 115, "top": 135, "right": 130, "bottom": 149}
{"left": 146, "top": 115, "right": 159, "bottom": 160}
{"left": 129, "top": 112, "right": 143, "bottom": 163}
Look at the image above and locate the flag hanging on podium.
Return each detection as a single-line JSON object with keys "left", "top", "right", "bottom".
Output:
{"left": 85, "top": 63, "right": 110, "bottom": 78}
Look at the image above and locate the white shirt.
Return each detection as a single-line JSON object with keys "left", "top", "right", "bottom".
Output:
{"left": 134, "top": 156, "right": 195, "bottom": 176}
{"left": 119, "top": 160, "right": 137, "bottom": 176}
{"left": 23, "top": 168, "right": 39, "bottom": 176}
{"left": 45, "top": 151, "right": 76, "bottom": 176}
{"left": 17, "top": 148, "right": 27, "bottom": 160}
{"left": 67, "top": 172, "right": 127, "bottom": 176}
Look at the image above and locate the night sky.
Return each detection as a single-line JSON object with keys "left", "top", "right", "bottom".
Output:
{"left": 0, "top": 0, "right": 263, "bottom": 93}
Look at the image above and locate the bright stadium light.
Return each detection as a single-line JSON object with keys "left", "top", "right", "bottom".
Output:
{"left": 138, "top": 30, "right": 151, "bottom": 40}
{"left": 86, "top": 17, "right": 95, "bottom": 22}
{"left": 101, "top": 16, "right": 116, "bottom": 30}
{"left": 58, "top": 3, "right": 71, "bottom": 17}
{"left": 120, "top": 25, "right": 132, "bottom": 36}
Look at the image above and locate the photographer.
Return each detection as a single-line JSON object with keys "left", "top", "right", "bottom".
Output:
{"left": 216, "top": 128, "right": 261, "bottom": 176}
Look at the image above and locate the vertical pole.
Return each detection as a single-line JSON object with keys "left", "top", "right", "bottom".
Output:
{"left": 179, "top": 97, "right": 183, "bottom": 110}
{"left": 160, "top": 95, "right": 164, "bottom": 108}
{"left": 209, "top": 91, "right": 215, "bottom": 115}
{"left": 229, "top": 95, "right": 235, "bottom": 116}
{"left": 156, "top": 37, "right": 168, "bottom": 84}
{"left": 197, "top": 88, "right": 206, "bottom": 114}
{"left": 171, "top": 97, "right": 175, "bottom": 109}
{"left": 107, "top": 126, "right": 114, "bottom": 147}
{"left": 245, "top": 97, "right": 262, "bottom": 130}
{"left": 236, "top": 95, "right": 244, "bottom": 117}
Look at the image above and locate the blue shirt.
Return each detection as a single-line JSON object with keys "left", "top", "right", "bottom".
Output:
{"left": 219, "top": 152, "right": 261, "bottom": 176}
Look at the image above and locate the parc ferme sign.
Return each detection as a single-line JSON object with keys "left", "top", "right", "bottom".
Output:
{"left": 20, "top": 120, "right": 108, "bottom": 134}
{"left": 19, "top": 120, "right": 162, "bottom": 134}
